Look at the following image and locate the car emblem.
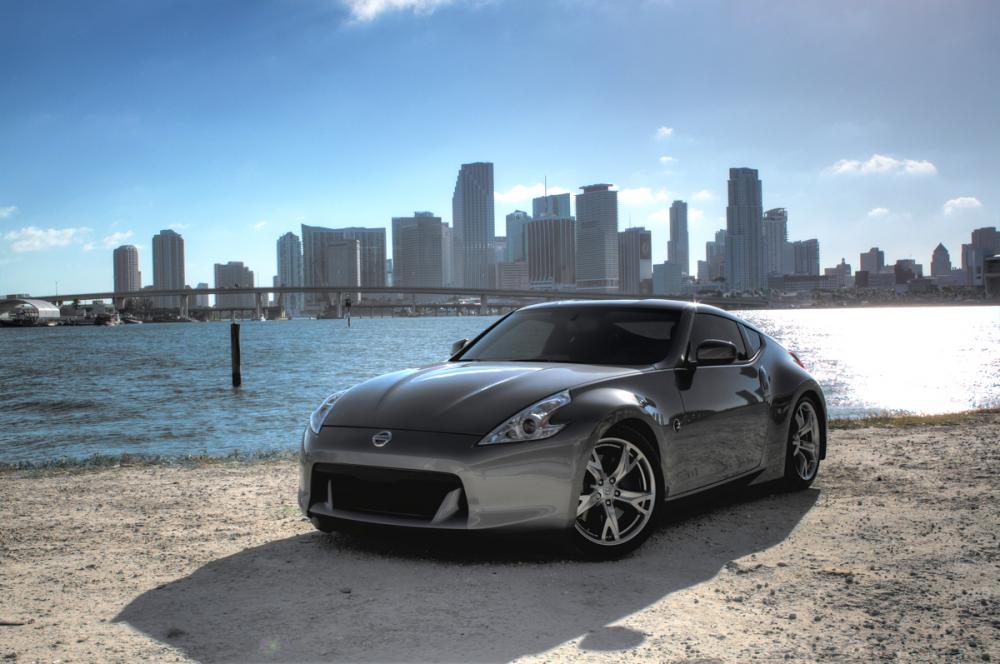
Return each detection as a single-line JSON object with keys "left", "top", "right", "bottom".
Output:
{"left": 371, "top": 431, "right": 393, "bottom": 448}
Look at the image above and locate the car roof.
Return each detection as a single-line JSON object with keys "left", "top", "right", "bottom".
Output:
{"left": 519, "top": 298, "right": 736, "bottom": 317}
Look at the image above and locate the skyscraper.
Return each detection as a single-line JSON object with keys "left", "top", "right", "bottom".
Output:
{"left": 931, "top": 243, "right": 952, "bottom": 277}
{"left": 532, "top": 193, "right": 571, "bottom": 219}
{"left": 301, "top": 224, "right": 386, "bottom": 309}
{"left": 441, "top": 224, "right": 453, "bottom": 287}
{"left": 505, "top": 210, "right": 531, "bottom": 263}
{"left": 618, "top": 227, "right": 653, "bottom": 294}
{"left": 763, "top": 208, "right": 788, "bottom": 276}
{"left": 324, "top": 239, "right": 362, "bottom": 302}
{"left": 276, "top": 232, "right": 304, "bottom": 317}
{"left": 527, "top": 216, "right": 575, "bottom": 290}
{"left": 392, "top": 212, "right": 443, "bottom": 290}
{"left": 964, "top": 227, "right": 1000, "bottom": 286}
{"left": 575, "top": 184, "right": 619, "bottom": 293}
{"left": 452, "top": 162, "right": 496, "bottom": 289}
{"left": 791, "top": 239, "right": 820, "bottom": 276}
{"left": 860, "top": 247, "right": 885, "bottom": 274}
{"left": 214, "top": 261, "right": 255, "bottom": 309}
{"left": 725, "top": 168, "right": 764, "bottom": 291}
{"left": 667, "top": 200, "right": 689, "bottom": 276}
{"left": 112, "top": 245, "right": 141, "bottom": 293}
{"left": 706, "top": 229, "right": 726, "bottom": 284}
{"left": 152, "top": 229, "right": 185, "bottom": 309}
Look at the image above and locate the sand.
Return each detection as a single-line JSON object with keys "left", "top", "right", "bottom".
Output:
{"left": 1, "top": 414, "right": 998, "bottom": 663}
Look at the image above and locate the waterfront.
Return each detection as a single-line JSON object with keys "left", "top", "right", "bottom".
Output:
{"left": 1, "top": 306, "right": 998, "bottom": 464}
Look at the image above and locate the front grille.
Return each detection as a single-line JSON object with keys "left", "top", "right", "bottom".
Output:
{"left": 310, "top": 463, "right": 467, "bottom": 522}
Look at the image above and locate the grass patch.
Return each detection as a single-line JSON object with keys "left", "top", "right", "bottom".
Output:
{"left": 829, "top": 408, "right": 999, "bottom": 430}
{"left": 0, "top": 448, "right": 297, "bottom": 476}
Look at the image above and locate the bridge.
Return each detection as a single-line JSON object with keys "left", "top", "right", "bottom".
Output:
{"left": 34, "top": 286, "right": 767, "bottom": 319}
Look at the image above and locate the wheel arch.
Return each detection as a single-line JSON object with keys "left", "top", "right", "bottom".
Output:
{"left": 796, "top": 386, "right": 828, "bottom": 460}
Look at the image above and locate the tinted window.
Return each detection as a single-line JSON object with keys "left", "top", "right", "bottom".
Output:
{"left": 459, "top": 308, "right": 681, "bottom": 365}
{"left": 688, "top": 313, "right": 747, "bottom": 359}
{"left": 741, "top": 324, "right": 762, "bottom": 356}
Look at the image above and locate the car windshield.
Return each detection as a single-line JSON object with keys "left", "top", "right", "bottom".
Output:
{"left": 458, "top": 307, "right": 681, "bottom": 365}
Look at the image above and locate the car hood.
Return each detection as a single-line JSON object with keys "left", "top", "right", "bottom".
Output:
{"left": 324, "top": 361, "right": 641, "bottom": 435}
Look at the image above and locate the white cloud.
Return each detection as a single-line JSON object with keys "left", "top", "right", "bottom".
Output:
{"left": 647, "top": 209, "right": 669, "bottom": 223}
{"left": 658, "top": 155, "right": 675, "bottom": 164}
{"left": 0, "top": 205, "right": 18, "bottom": 220}
{"left": 942, "top": 196, "right": 982, "bottom": 215}
{"left": 689, "top": 208, "right": 704, "bottom": 224}
{"left": 3, "top": 226, "right": 91, "bottom": 253}
{"left": 102, "top": 230, "right": 134, "bottom": 248}
{"left": 343, "top": 0, "right": 456, "bottom": 22}
{"left": 690, "top": 189, "right": 716, "bottom": 202}
{"left": 83, "top": 242, "right": 96, "bottom": 252}
{"left": 617, "top": 187, "right": 671, "bottom": 207}
{"left": 252, "top": 221, "right": 268, "bottom": 231}
{"left": 867, "top": 207, "right": 890, "bottom": 218}
{"left": 655, "top": 126, "right": 674, "bottom": 140}
{"left": 826, "top": 154, "right": 937, "bottom": 176}
{"left": 494, "top": 183, "right": 572, "bottom": 204}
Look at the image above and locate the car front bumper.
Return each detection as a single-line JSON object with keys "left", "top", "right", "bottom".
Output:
{"left": 298, "top": 423, "right": 594, "bottom": 531}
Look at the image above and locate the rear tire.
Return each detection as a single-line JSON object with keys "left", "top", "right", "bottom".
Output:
{"left": 569, "top": 425, "right": 663, "bottom": 560}
{"left": 782, "top": 397, "right": 822, "bottom": 490}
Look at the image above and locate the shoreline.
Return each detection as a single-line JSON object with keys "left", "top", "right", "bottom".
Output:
{"left": 3, "top": 408, "right": 997, "bottom": 475}
{"left": 2, "top": 413, "right": 997, "bottom": 662}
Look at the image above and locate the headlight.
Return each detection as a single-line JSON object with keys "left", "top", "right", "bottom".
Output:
{"left": 479, "top": 390, "right": 571, "bottom": 445}
{"left": 309, "top": 390, "right": 347, "bottom": 434}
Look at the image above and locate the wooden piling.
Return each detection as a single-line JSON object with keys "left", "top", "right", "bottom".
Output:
{"left": 230, "top": 322, "right": 242, "bottom": 387}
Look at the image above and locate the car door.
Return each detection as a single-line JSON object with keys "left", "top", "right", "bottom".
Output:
{"left": 670, "top": 312, "right": 770, "bottom": 494}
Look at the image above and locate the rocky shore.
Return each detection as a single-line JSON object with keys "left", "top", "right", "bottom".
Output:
{"left": 1, "top": 413, "right": 998, "bottom": 662}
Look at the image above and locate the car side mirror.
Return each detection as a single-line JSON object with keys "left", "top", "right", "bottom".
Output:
{"left": 694, "top": 339, "right": 738, "bottom": 365}
{"left": 450, "top": 338, "right": 469, "bottom": 356}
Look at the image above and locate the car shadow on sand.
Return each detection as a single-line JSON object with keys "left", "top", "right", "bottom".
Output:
{"left": 115, "top": 483, "right": 818, "bottom": 663}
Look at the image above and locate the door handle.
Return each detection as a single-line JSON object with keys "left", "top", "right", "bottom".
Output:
{"left": 671, "top": 418, "right": 682, "bottom": 433}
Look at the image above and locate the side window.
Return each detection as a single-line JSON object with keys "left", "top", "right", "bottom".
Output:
{"left": 741, "top": 324, "right": 762, "bottom": 357}
{"left": 688, "top": 313, "right": 748, "bottom": 359}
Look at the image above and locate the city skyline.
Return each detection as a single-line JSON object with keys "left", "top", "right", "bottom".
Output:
{"left": 1, "top": 1, "right": 998, "bottom": 295}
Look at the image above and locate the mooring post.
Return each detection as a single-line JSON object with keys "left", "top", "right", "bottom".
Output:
{"left": 230, "top": 320, "right": 242, "bottom": 387}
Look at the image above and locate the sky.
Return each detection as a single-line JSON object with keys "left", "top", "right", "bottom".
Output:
{"left": 1, "top": 0, "right": 998, "bottom": 296}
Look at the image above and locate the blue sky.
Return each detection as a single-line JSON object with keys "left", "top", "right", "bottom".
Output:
{"left": 1, "top": 0, "right": 997, "bottom": 295}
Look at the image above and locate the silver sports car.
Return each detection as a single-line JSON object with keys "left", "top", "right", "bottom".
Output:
{"left": 299, "top": 299, "right": 826, "bottom": 557}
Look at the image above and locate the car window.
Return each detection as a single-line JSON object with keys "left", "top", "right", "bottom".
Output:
{"left": 459, "top": 307, "right": 681, "bottom": 365}
{"left": 741, "top": 324, "right": 762, "bottom": 356}
{"left": 688, "top": 313, "right": 748, "bottom": 359}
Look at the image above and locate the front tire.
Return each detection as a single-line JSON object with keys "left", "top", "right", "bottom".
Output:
{"left": 570, "top": 426, "right": 662, "bottom": 559}
{"left": 782, "top": 397, "right": 822, "bottom": 490}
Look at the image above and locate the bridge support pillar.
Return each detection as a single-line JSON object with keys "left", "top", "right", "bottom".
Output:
{"left": 113, "top": 296, "right": 125, "bottom": 312}
{"left": 255, "top": 292, "right": 263, "bottom": 319}
{"left": 479, "top": 294, "right": 489, "bottom": 316}
{"left": 180, "top": 293, "right": 190, "bottom": 319}
{"left": 335, "top": 292, "right": 343, "bottom": 319}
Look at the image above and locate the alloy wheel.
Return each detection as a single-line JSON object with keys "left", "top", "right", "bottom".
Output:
{"left": 791, "top": 400, "right": 820, "bottom": 481}
{"left": 575, "top": 437, "right": 657, "bottom": 546}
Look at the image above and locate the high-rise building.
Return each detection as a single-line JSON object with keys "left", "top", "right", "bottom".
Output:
{"left": 762, "top": 208, "right": 788, "bottom": 276}
{"left": 527, "top": 216, "right": 576, "bottom": 290}
{"left": 301, "top": 225, "right": 386, "bottom": 309}
{"left": 725, "top": 168, "right": 764, "bottom": 291}
{"left": 964, "top": 227, "right": 1000, "bottom": 286}
{"left": 496, "top": 261, "right": 529, "bottom": 290}
{"left": 705, "top": 229, "right": 727, "bottom": 284}
{"left": 792, "top": 239, "right": 820, "bottom": 276}
{"left": 324, "top": 239, "right": 361, "bottom": 304}
{"left": 441, "top": 224, "right": 453, "bottom": 287}
{"left": 532, "top": 193, "right": 572, "bottom": 219}
{"left": 696, "top": 260, "right": 710, "bottom": 283}
{"left": 152, "top": 229, "right": 185, "bottom": 309}
{"left": 494, "top": 236, "right": 507, "bottom": 265}
{"left": 505, "top": 211, "right": 531, "bottom": 263}
{"left": 113, "top": 245, "right": 141, "bottom": 293}
{"left": 452, "top": 162, "right": 496, "bottom": 289}
{"left": 276, "top": 232, "right": 304, "bottom": 317}
{"left": 194, "top": 282, "right": 210, "bottom": 308}
{"left": 824, "top": 259, "right": 853, "bottom": 288}
{"left": 653, "top": 262, "right": 684, "bottom": 295}
{"left": 214, "top": 262, "right": 255, "bottom": 309}
{"left": 618, "top": 227, "right": 653, "bottom": 294}
{"left": 860, "top": 247, "right": 885, "bottom": 274}
{"left": 667, "top": 201, "right": 689, "bottom": 276}
{"left": 575, "top": 184, "right": 619, "bottom": 293}
{"left": 392, "top": 212, "right": 443, "bottom": 290}
{"left": 931, "top": 243, "right": 952, "bottom": 277}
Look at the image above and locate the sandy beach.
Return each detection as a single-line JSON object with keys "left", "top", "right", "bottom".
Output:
{"left": 1, "top": 414, "right": 998, "bottom": 663}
